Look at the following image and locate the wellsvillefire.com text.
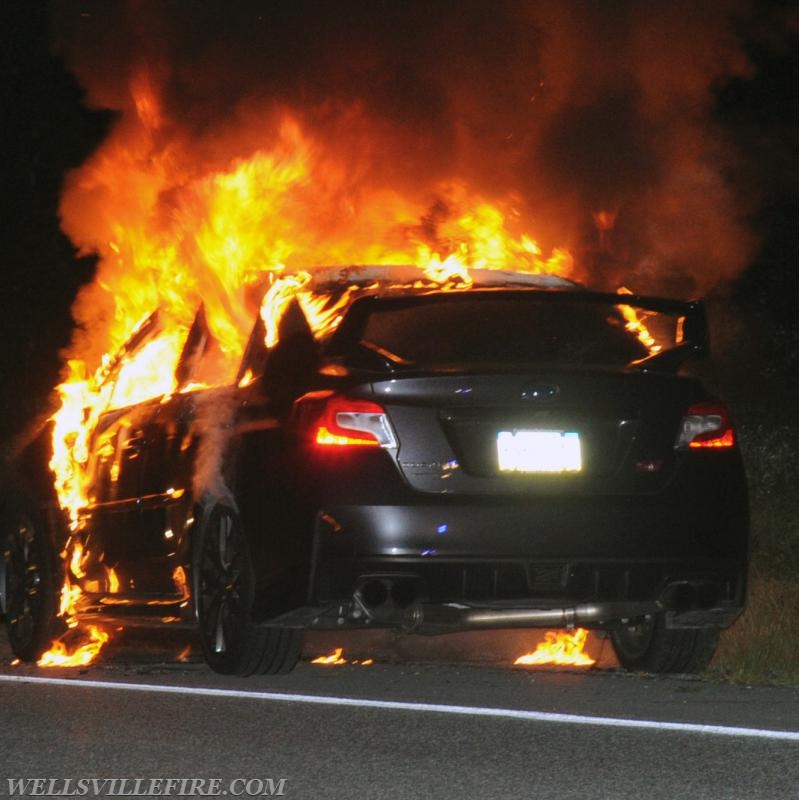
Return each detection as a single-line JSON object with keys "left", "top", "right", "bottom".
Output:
{"left": 6, "top": 778, "right": 288, "bottom": 797}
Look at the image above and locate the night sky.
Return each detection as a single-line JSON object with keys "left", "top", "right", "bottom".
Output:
{"left": 1, "top": 0, "right": 798, "bottom": 452}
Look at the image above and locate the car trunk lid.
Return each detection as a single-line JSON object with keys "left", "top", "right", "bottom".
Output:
{"left": 370, "top": 370, "right": 691, "bottom": 495}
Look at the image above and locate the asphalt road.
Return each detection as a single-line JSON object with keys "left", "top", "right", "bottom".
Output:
{"left": 1, "top": 631, "right": 798, "bottom": 800}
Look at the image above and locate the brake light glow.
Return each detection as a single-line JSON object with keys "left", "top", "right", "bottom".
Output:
{"left": 296, "top": 392, "right": 397, "bottom": 448}
{"left": 316, "top": 425, "right": 381, "bottom": 447}
{"left": 676, "top": 400, "right": 735, "bottom": 449}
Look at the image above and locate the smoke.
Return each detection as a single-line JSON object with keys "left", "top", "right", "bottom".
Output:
{"left": 51, "top": 0, "right": 756, "bottom": 319}
{"left": 190, "top": 386, "right": 237, "bottom": 506}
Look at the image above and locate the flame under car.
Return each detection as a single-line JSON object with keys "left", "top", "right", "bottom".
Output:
{"left": 1, "top": 270, "right": 748, "bottom": 674}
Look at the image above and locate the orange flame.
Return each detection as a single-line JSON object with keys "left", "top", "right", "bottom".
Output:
{"left": 617, "top": 286, "right": 661, "bottom": 353}
{"left": 107, "top": 568, "right": 120, "bottom": 594}
{"left": 57, "top": 572, "right": 81, "bottom": 620}
{"left": 51, "top": 119, "right": 575, "bottom": 524}
{"left": 310, "top": 648, "right": 372, "bottom": 666}
{"left": 513, "top": 628, "right": 596, "bottom": 667}
{"left": 44, "top": 95, "right": 577, "bottom": 669}
{"left": 37, "top": 625, "right": 110, "bottom": 668}
{"left": 311, "top": 647, "right": 347, "bottom": 665}
{"left": 173, "top": 566, "right": 190, "bottom": 602}
{"left": 69, "top": 541, "right": 87, "bottom": 580}
{"left": 37, "top": 538, "right": 113, "bottom": 667}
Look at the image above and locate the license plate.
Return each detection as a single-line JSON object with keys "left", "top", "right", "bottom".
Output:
{"left": 497, "top": 430, "right": 582, "bottom": 473}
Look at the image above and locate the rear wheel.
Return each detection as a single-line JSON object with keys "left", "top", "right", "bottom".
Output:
{"left": 610, "top": 613, "right": 719, "bottom": 674}
{"left": 3, "top": 493, "right": 60, "bottom": 662}
{"left": 194, "top": 503, "right": 301, "bottom": 676}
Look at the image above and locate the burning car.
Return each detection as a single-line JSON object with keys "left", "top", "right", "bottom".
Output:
{"left": 1, "top": 266, "right": 747, "bottom": 675}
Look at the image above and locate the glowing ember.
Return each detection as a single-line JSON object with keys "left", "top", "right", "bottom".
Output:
{"left": 513, "top": 629, "right": 596, "bottom": 667}
{"left": 593, "top": 209, "right": 618, "bottom": 233}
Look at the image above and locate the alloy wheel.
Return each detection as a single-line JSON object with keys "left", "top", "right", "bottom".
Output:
{"left": 197, "top": 508, "right": 247, "bottom": 656}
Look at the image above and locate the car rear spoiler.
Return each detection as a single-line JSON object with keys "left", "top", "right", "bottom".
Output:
{"left": 542, "top": 290, "right": 708, "bottom": 371}
{"left": 612, "top": 292, "right": 708, "bottom": 371}
{"left": 315, "top": 281, "right": 709, "bottom": 373}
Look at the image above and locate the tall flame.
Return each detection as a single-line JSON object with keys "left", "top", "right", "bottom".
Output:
{"left": 50, "top": 113, "right": 576, "bottom": 525}
{"left": 44, "top": 89, "right": 579, "bottom": 668}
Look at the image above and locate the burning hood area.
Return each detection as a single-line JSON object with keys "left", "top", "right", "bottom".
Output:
{"left": 24, "top": 1, "right": 760, "bottom": 667}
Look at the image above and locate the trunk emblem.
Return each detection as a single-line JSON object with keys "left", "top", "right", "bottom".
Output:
{"left": 521, "top": 384, "right": 559, "bottom": 401}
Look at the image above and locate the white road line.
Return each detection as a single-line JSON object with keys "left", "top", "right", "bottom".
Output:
{"left": 1, "top": 673, "right": 798, "bottom": 742}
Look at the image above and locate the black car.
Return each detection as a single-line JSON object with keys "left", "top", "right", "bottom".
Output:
{"left": 1, "top": 269, "right": 748, "bottom": 675}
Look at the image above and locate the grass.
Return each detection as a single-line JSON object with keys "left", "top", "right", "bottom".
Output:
{"left": 737, "top": 416, "right": 799, "bottom": 578}
{"left": 709, "top": 570, "right": 799, "bottom": 686}
{"left": 704, "top": 409, "right": 799, "bottom": 685}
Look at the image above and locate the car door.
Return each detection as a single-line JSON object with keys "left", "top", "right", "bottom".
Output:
{"left": 133, "top": 306, "right": 221, "bottom": 598}
{"left": 77, "top": 310, "right": 192, "bottom": 599}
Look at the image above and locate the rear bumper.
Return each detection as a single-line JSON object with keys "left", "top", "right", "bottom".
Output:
{"left": 302, "top": 495, "right": 747, "bottom": 631}
{"left": 312, "top": 493, "right": 748, "bottom": 559}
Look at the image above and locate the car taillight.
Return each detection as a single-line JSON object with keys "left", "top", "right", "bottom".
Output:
{"left": 675, "top": 400, "right": 735, "bottom": 449}
{"left": 294, "top": 391, "right": 397, "bottom": 448}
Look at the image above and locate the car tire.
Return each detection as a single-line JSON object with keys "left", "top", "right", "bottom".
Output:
{"left": 610, "top": 613, "right": 720, "bottom": 674}
{"left": 194, "top": 502, "right": 302, "bottom": 676}
{"left": 2, "top": 491, "right": 60, "bottom": 662}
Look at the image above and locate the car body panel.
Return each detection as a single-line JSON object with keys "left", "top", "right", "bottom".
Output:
{"left": 2, "top": 280, "right": 748, "bottom": 643}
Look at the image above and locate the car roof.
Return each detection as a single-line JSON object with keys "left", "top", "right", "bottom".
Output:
{"left": 305, "top": 264, "right": 580, "bottom": 292}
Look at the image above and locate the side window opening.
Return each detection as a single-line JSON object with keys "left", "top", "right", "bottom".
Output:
{"left": 175, "top": 305, "right": 228, "bottom": 391}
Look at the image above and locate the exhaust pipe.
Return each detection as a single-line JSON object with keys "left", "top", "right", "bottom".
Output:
{"left": 359, "top": 580, "right": 389, "bottom": 609}
{"left": 352, "top": 577, "right": 420, "bottom": 625}
{"left": 660, "top": 580, "right": 720, "bottom": 612}
{"left": 349, "top": 579, "right": 719, "bottom": 631}
{"left": 455, "top": 601, "right": 661, "bottom": 629}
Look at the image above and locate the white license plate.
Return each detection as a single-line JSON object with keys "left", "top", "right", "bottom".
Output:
{"left": 497, "top": 430, "right": 582, "bottom": 473}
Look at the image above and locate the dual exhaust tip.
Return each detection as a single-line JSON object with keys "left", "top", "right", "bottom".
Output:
{"left": 358, "top": 577, "right": 418, "bottom": 610}
{"left": 660, "top": 580, "right": 720, "bottom": 612}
